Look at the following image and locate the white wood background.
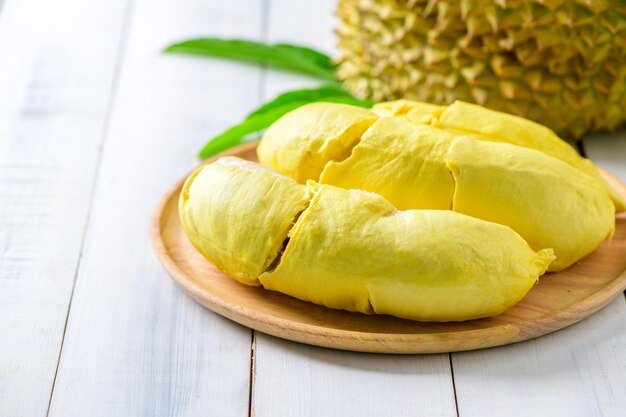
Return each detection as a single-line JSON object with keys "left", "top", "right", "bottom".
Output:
{"left": 0, "top": 0, "right": 624, "bottom": 416}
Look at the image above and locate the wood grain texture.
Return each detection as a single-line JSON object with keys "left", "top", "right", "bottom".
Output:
{"left": 1, "top": 0, "right": 623, "bottom": 414}
{"left": 449, "top": 127, "right": 626, "bottom": 417}
{"left": 253, "top": 2, "right": 457, "bottom": 414}
{"left": 252, "top": 334, "right": 457, "bottom": 417}
{"left": 251, "top": 1, "right": 457, "bottom": 414}
{"left": 0, "top": 0, "right": 129, "bottom": 415}
{"left": 452, "top": 297, "right": 626, "bottom": 417}
{"left": 152, "top": 142, "right": 626, "bottom": 353}
{"left": 46, "top": 1, "right": 265, "bottom": 416}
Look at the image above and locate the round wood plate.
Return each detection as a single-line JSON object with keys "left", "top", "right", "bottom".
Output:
{"left": 152, "top": 142, "right": 626, "bottom": 354}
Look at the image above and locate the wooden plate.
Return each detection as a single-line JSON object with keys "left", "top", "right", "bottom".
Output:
{"left": 152, "top": 142, "right": 626, "bottom": 354}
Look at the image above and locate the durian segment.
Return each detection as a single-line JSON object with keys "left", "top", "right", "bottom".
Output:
{"left": 432, "top": 101, "right": 626, "bottom": 212}
{"left": 260, "top": 183, "right": 554, "bottom": 322}
{"left": 257, "top": 102, "right": 378, "bottom": 183}
{"left": 447, "top": 138, "right": 615, "bottom": 271}
{"left": 317, "top": 118, "right": 614, "bottom": 271}
{"left": 178, "top": 157, "right": 311, "bottom": 286}
{"left": 319, "top": 118, "right": 454, "bottom": 210}
{"left": 434, "top": 101, "right": 586, "bottom": 160}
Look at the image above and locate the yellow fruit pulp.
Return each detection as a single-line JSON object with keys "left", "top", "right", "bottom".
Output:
{"left": 179, "top": 158, "right": 310, "bottom": 285}
{"left": 259, "top": 102, "right": 617, "bottom": 270}
{"left": 257, "top": 102, "right": 377, "bottom": 183}
{"left": 180, "top": 158, "right": 554, "bottom": 322}
{"left": 401, "top": 100, "right": 626, "bottom": 212}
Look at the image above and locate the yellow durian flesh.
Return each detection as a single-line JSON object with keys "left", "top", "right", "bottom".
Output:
{"left": 260, "top": 101, "right": 623, "bottom": 215}
{"left": 179, "top": 158, "right": 553, "bottom": 322}
{"left": 257, "top": 102, "right": 377, "bottom": 183}
{"left": 319, "top": 118, "right": 454, "bottom": 210}
{"left": 318, "top": 118, "right": 614, "bottom": 271}
{"left": 431, "top": 101, "right": 626, "bottom": 212}
{"left": 372, "top": 99, "right": 444, "bottom": 123}
{"left": 447, "top": 138, "right": 615, "bottom": 271}
{"left": 178, "top": 157, "right": 310, "bottom": 286}
{"left": 432, "top": 101, "right": 579, "bottom": 159}
{"left": 371, "top": 99, "right": 416, "bottom": 117}
{"left": 260, "top": 183, "right": 554, "bottom": 322}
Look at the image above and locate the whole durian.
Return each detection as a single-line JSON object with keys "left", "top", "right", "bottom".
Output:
{"left": 336, "top": 0, "right": 626, "bottom": 139}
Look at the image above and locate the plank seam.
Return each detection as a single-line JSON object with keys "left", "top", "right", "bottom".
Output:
{"left": 247, "top": 331, "right": 257, "bottom": 417}
{"left": 248, "top": 1, "right": 270, "bottom": 415}
{"left": 449, "top": 354, "right": 461, "bottom": 417}
{"left": 43, "top": 1, "right": 137, "bottom": 415}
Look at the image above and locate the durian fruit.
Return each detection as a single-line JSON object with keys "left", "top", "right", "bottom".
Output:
{"left": 179, "top": 157, "right": 553, "bottom": 322}
{"left": 179, "top": 158, "right": 310, "bottom": 285}
{"left": 257, "top": 102, "right": 378, "bottom": 182}
{"left": 336, "top": 0, "right": 626, "bottom": 139}
{"left": 258, "top": 102, "right": 616, "bottom": 271}
{"left": 372, "top": 99, "right": 626, "bottom": 211}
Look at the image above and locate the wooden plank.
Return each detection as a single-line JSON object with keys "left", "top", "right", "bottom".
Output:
{"left": 453, "top": 132, "right": 626, "bottom": 417}
{"left": 452, "top": 297, "right": 626, "bottom": 417}
{"left": 253, "top": 335, "right": 458, "bottom": 417}
{"left": 0, "top": 0, "right": 129, "bottom": 416}
{"left": 251, "top": 1, "right": 456, "bottom": 415}
{"left": 45, "top": 1, "right": 264, "bottom": 416}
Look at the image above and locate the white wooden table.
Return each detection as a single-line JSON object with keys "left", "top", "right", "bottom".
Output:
{"left": 1, "top": 1, "right": 625, "bottom": 416}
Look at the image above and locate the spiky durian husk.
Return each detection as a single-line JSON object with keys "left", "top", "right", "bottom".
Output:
{"left": 336, "top": 0, "right": 626, "bottom": 139}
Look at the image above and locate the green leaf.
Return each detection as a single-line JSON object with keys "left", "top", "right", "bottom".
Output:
{"left": 245, "top": 85, "right": 353, "bottom": 119}
{"left": 198, "top": 95, "right": 374, "bottom": 159}
{"left": 164, "top": 38, "right": 337, "bottom": 81}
